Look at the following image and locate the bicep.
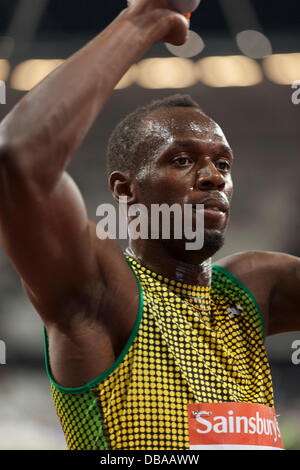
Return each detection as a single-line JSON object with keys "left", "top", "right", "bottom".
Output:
{"left": 0, "top": 170, "right": 99, "bottom": 321}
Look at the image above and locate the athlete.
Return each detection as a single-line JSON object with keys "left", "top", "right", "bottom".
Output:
{"left": 0, "top": 0, "right": 299, "bottom": 450}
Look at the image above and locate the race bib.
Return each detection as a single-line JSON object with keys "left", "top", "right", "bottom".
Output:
{"left": 188, "top": 402, "right": 284, "bottom": 450}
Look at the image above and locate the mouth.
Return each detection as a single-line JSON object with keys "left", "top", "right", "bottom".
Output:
{"left": 191, "top": 198, "right": 229, "bottom": 221}
{"left": 192, "top": 200, "right": 228, "bottom": 213}
{"left": 192, "top": 205, "right": 225, "bottom": 213}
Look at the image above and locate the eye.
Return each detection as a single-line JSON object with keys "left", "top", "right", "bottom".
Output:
{"left": 216, "top": 160, "right": 231, "bottom": 171}
{"left": 173, "top": 156, "right": 193, "bottom": 167}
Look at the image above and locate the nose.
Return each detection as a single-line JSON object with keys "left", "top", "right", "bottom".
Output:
{"left": 195, "top": 157, "right": 226, "bottom": 191}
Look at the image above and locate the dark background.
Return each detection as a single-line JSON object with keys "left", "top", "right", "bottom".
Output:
{"left": 0, "top": 0, "right": 299, "bottom": 449}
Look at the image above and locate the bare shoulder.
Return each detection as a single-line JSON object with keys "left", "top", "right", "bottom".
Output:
{"left": 215, "top": 250, "right": 272, "bottom": 273}
{"left": 214, "top": 250, "right": 300, "bottom": 334}
{"left": 214, "top": 249, "right": 295, "bottom": 293}
{"left": 215, "top": 250, "right": 299, "bottom": 279}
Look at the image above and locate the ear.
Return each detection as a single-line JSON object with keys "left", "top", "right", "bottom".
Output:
{"left": 109, "top": 171, "right": 137, "bottom": 204}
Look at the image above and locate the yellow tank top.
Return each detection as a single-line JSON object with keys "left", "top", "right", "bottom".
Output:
{"left": 44, "top": 254, "right": 275, "bottom": 450}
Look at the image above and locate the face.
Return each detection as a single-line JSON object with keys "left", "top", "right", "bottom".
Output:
{"left": 130, "top": 107, "right": 234, "bottom": 261}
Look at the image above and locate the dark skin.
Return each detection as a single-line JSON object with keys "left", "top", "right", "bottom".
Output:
{"left": 0, "top": 0, "right": 299, "bottom": 389}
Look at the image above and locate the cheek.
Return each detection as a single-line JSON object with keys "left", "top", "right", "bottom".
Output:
{"left": 137, "top": 167, "right": 189, "bottom": 204}
{"left": 135, "top": 164, "right": 157, "bottom": 201}
{"left": 225, "top": 176, "right": 234, "bottom": 201}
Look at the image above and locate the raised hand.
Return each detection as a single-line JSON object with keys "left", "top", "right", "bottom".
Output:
{"left": 126, "top": 0, "right": 191, "bottom": 45}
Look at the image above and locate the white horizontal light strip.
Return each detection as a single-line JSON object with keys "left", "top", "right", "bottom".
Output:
{"left": 136, "top": 57, "right": 197, "bottom": 89}
{"left": 9, "top": 53, "right": 300, "bottom": 91}
{"left": 0, "top": 59, "right": 10, "bottom": 82}
{"left": 196, "top": 55, "right": 263, "bottom": 87}
{"left": 263, "top": 53, "right": 300, "bottom": 85}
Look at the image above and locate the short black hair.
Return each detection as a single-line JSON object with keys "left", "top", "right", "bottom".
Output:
{"left": 106, "top": 94, "right": 206, "bottom": 177}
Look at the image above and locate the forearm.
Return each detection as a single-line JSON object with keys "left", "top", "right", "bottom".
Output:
{"left": 0, "top": 8, "right": 171, "bottom": 188}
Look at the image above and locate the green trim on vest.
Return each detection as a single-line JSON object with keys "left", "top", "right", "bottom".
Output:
{"left": 43, "top": 257, "right": 144, "bottom": 394}
{"left": 213, "top": 264, "right": 265, "bottom": 341}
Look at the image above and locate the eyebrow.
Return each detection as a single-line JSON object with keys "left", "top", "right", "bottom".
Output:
{"left": 164, "top": 139, "right": 234, "bottom": 158}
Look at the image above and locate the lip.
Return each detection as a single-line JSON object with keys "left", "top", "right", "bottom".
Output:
{"left": 192, "top": 207, "right": 225, "bottom": 221}
{"left": 202, "top": 208, "right": 225, "bottom": 220}
{"left": 191, "top": 197, "right": 229, "bottom": 214}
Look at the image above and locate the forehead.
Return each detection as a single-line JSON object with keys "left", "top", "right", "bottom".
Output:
{"left": 142, "top": 107, "right": 230, "bottom": 149}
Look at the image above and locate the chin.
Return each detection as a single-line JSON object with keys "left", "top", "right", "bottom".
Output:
{"left": 202, "top": 228, "right": 225, "bottom": 253}
{"left": 164, "top": 228, "right": 226, "bottom": 265}
{"left": 181, "top": 228, "right": 225, "bottom": 263}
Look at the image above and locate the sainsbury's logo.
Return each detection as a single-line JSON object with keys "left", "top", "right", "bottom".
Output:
{"left": 188, "top": 403, "right": 284, "bottom": 450}
{"left": 193, "top": 409, "right": 281, "bottom": 442}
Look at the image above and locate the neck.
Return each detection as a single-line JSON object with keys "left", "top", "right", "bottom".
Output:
{"left": 126, "top": 240, "right": 212, "bottom": 287}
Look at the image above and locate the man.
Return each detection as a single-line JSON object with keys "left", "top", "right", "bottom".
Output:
{"left": 0, "top": 0, "right": 299, "bottom": 450}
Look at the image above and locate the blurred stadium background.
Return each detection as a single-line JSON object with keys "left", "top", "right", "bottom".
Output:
{"left": 0, "top": 0, "right": 300, "bottom": 450}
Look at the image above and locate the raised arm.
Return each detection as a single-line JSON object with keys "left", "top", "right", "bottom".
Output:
{"left": 0, "top": 1, "right": 189, "bottom": 328}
